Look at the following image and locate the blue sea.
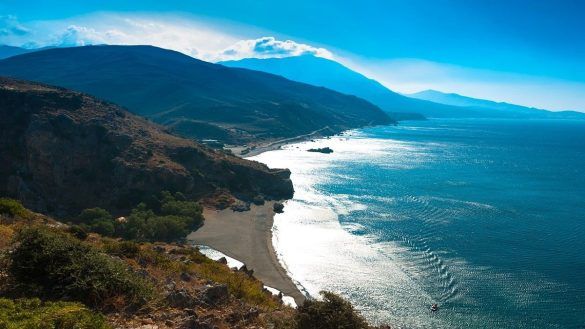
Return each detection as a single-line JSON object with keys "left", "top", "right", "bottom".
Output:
{"left": 251, "top": 119, "right": 585, "bottom": 328}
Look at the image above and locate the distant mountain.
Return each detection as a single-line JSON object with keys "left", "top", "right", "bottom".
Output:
{"left": 0, "top": 45, "right": 392, "bottom": 144}
{"left": 408, "top": 90, "right": 585, "bottom": 119}
{"left": 0, "top": 45, "right": 35, "bottom": 59}
{"left": 0, "top": 77, "right": 293, "bottom": 216}
{"left": 221, "top": 55, "right": 488, "bottom": 119}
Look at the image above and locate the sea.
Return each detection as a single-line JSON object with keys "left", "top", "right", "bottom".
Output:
{"left": 250, "top": 118, "right": 585, "bottom": 328}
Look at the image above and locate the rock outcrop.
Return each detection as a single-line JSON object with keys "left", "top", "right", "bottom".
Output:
{"left": 0, "top": 78, "right": 293, "bottom": 217}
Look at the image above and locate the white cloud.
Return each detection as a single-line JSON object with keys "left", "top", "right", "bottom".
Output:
{"left": 216, "top": 37, "right": 333, "bottom": 61}
{"left": 1, "top": 13, "right": 241, "bottom": 60}
{"left": 0, "top": 13, "right": 332, "bottom": 62}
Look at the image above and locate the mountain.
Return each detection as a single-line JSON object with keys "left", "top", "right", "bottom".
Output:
{"left": 220, "top": 55, "right": 486, "bottom": 119}
{"left": 408, "top": 90, "right": 585, "bottom": 119}
{"left": 0, "top": 45, "right": 35, "bottom": 59}
{"left": 0, "top": 45, "right": 392, "bottom": 144}
{"left": 0, "top": 77, "right": 294, "bottom": 217}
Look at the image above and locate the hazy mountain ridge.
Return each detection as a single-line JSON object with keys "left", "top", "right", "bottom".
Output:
{"left": 221, "top": 55, "right": 489, "bottom": 118}
{"left": 0, "top": 45, "right": 393, "bottom": 144}
{"left": 0, "top": 45, "right": 35, "bottom": 59}
{"left": 222, "top": 55, "right": 585, "bottom": 119}
{"left": 408, "top": 89, "right": 585, "bottom": 119}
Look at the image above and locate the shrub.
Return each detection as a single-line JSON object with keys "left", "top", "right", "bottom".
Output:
{"left": 0, "top": 198, "right": 29, "bottom": 219}
{"left": 76, "top": 208, "right": 115, "bottom": 236}
{"left": 295, "top": 291, "right": 371, "bottom": 329}
{"left": 67, "top": 225, "right": 88, "bottom": 240}
{"left": 78, "top": 208, "right": 112, "bottom": 223}
{"left": 117, "top": 192, "right": 203, "bottom": 242}
{"left": 0, "top": 298, "right": 110, "bottom": 329}
{"left": 0, "top": 225, "right": 14, "bottom": 249}
{"left": 103, "top": 240, "right": 140, "bottom": 258}
{"left": 77, "top": 192, "right": 204, "bottom": 243}
{"left": 9, "top": 227, "right": 154, "bottom": 310}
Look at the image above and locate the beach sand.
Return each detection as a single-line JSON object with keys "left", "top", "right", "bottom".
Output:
{"left": 187, "top": 201, "right": 305, "bottom": 305}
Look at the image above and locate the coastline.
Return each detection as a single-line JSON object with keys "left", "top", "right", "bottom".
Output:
{"left": 187, "top": 201, "right": 306, "bottom": 305}
{"left": 227, "top": 126, "right": 334, "bottom": 158}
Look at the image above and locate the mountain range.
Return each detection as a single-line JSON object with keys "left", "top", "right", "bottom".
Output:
{"left": 407, "top": 89, "right": 585, "bottom": 119}
{"left": 0, "top": 45, "right": 392, "bottom": 144}
{"left": 222, "top": 55, "right": 585, "bottom": 119}
{"left": 221, "top": 55, "right": 466, "bottom": 118}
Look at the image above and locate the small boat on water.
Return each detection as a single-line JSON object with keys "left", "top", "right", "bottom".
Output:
{"left": 431, "top": 303, "right": 439, "bottom": 312}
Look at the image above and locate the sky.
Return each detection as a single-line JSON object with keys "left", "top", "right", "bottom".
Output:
{"left": 1, "top": 0, "right": 584, "bottom": 111}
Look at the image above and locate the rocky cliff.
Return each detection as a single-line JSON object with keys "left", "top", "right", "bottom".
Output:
{"left": 0, "top": 78, "right": 293, "bottom": 217}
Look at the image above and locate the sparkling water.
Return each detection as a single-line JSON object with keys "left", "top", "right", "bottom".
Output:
{"left": 251, "top": 119, "right": 585, "bottom": 328}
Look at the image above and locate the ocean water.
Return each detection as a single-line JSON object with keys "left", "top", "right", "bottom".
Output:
{"left": 250, "top": 119, "right": 585, "bottom": 328}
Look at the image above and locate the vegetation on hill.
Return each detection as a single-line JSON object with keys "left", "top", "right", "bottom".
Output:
{"left": 74, "top": 191, "right": 204, "bottom": 242}
{"left": 8, "top": 227, "right": 155, "bottom": 310}
{"left": 0, "top": 298, "right": 109, "bottom": 329}
{"left": 295, "top": 291, "right": 374, "bottom": 329}
{"left": 0, "top": 199, "right": 390, "bottom": 328}
{"left": 0, "top": 77, "right": 293, "bottom": 217}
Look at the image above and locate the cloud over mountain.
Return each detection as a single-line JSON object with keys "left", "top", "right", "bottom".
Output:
{"left": 0, "top": 14, "right": 333, "bottom": 62}
{"left": 218, "top": 37, "right": 333, "bottom": 61}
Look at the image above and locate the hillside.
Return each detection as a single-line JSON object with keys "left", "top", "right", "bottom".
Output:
{"left": 221, "top": 55, "right": 483, "bottom": 118}
{"left": 0, "top": 200, "right": 389, "bottom": 328}
{"left": 408, "top": 90, "right": 585, "bottom": 119}
{"left": 0, "top": 77, "right": 293, "bottom": 217}
{"left": 0, "top": 45, "right": 392, "bottom": 144}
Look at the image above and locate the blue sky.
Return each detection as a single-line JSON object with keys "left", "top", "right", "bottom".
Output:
{"left": 1, "top": 0, "right": 584, "bottom": 111}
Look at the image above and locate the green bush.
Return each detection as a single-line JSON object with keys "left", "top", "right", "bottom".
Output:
{"left": 0, "top": 198, "right": 29, "bottom": 219}
{"left": 76, "top": 208, "right": 115, "bottom": 236}
{"left": 118, "top": 192, "right": 203, "bottom": 242}
{"left": 67, "top": 225, "right": 88, "bottom": 240}
{"left": 0, "top": 298, "right": 110, "bottom": 329}
{"left": 9, "top": 227, "right": 154, "bottom": 310}
{"left": 76, "top": 192, "right": 204, "bottom": 242}
{"left": 103, "top": 240, "right": 140, "bottom": 258}
{"left": 295, "top": 291, "right": 371, "bottom": 329}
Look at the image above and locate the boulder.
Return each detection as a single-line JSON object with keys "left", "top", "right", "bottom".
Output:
{"left": 273, "top": 202, "right": 285, "bottom": 213}
{"left": 166, "top": 289, "right": 199, "bottom": 308}
{"left": 180, "top": 272, "right": 192, "bottom": 282}
{"left": 199, "top": 284, "right": 229, "bottom": 305}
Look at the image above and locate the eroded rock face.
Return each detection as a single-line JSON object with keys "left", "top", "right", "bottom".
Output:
{"left": 0, "top": 78, "right": 294, "bottom": 217}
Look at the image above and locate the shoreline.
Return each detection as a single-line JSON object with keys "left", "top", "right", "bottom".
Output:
{"left": 187, "top": 201, "right": 306, "bottom": 305}
{"left": 227, "top": 126, "right": 334, "bottom": 158}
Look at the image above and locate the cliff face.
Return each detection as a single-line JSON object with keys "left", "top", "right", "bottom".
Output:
{"left": 0, "top": 78, "right": 293, "bottom": 217}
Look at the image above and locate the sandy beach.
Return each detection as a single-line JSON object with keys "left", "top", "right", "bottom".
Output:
{"left": 187, "top": 201, "right": 305, "bottom": 305}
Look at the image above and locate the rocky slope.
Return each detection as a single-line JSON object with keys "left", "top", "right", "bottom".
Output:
{"left": 0, "top": 45, "right": 393, "bottom": 144}
{"left": 0, "top": 78, "right": 293, "bottom": 217}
